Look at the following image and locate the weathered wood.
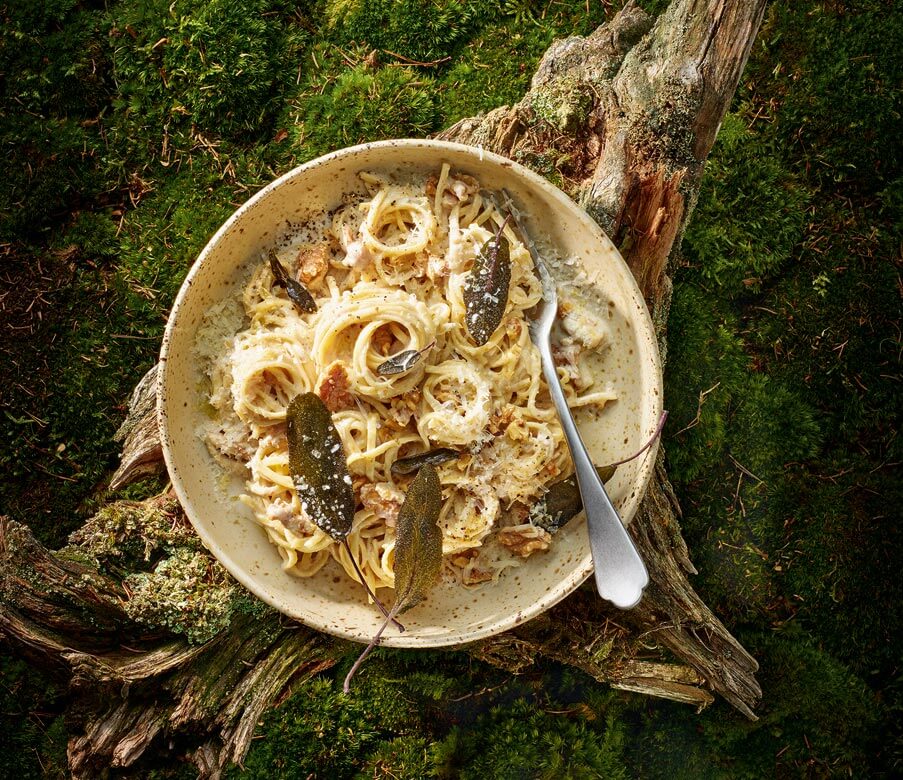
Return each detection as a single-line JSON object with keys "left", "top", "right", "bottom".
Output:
{"left": 0, "top": 1, "right": 767, "bottom": 774}
{"left": 0, "top": 513, "right": 344, "bottom": 778}
{"left": 110, "top": 363, "right": 164, "bottom": 491}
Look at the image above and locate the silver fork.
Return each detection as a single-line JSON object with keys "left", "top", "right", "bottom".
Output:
{"left": 500, "top": 192, "right": 649, "bottom": 609}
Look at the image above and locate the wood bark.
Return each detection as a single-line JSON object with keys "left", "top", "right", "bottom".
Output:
{"left": 0, "top": 1, "right": 767, "bottom": 775}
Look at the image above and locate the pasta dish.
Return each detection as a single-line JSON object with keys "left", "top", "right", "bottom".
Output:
{"left": 196, "top": 165, "right": 615, "bottom": 594}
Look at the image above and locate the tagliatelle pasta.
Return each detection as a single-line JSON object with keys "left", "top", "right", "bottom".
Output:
{"left": 197, "top": 165, "right": 616, "bottom": 595}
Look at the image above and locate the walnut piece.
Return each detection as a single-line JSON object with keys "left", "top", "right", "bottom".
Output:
{"left": 462, "top": 565, "right": 494, "bottom": 585}
{"left": 498, "top": 524, "right": 552, "bottom": 558}
{"left": 266, "top": 499, "right": 314, "bottom": 536}
{"left": 449, "top": 548, "right": 478, "bottom": 568}
{"left": 359, "top": 481, "right": 404, "bottom": 527}
{"left": 488, "top": 405, "right": 516, "bottom": 436}
{"left": 296, "top": 244, "right": 330, "bottom": 287}
{"left": 386, "top": 389, "right": 421, "bottom": 427}
{"left": 371, "top": 325, "right": 394, "bottom": 356}
{"left": 317, "top": 361, "right": 355, "bottom": 412}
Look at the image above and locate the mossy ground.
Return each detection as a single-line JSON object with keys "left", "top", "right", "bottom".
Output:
{"left": 1, "top": 0, "right": 900, "bottom": 776}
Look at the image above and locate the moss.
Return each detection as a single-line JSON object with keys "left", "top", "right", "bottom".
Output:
{"left": 769, "top": 469, "right": 903, "bottom": 678}
{"left": 123, "top": 547, "right": 239, "bottom": 643}
{"left": 115, "top": 166, "right": 240, "bottom": 305}
{"left": 659, "top": 10, "right": 900, "bottom": 773}
{"left": 233, "top": 652, "right": 631, "bottom": 779}
{"left": 711, "top": 631, "right": 879, "bottom": 776}
{"left": 0, "top": 116, "right": 104, "bottom": 243}
{"left": 433, "top": 697, "right": 628, "bottom": 780}
{"left": 361, "top": 735, "right": 432, "bottom": 777}
{"left": 625, "top": 632, "right": 881, "bottom": 778}
{"left": 664, "top": 282, "right": 749, "bottom": 483}
{"left": 325, "top": 0, "right": 495, "bottom": 63}
{"left": 681, "top": 113, "right": 812, "bottom": 296}
{"left": 285, "top": 55, "right": 439, "bottom": 158}
{"left": 68, "top": 498, "right": 198, "bottom": 568}
{"left": 0, "top": 238, "right": 152, "bottom": 546}
{"left": 0, "top": 656, "right": 67, "bottom": 779}
{"left": 531, "top": 79, "right": 596, "bottom": 133}
{"left": 66, "top": 498, "right": 245, "bottom": 643}
{"left": 436, "top": 21, "right": 544, "bottom": 125}
{"left": 0, "top": 2, "right": 109, "bottom": 241}
{"left": 108, "top": 0, "right": 310, "bottom": 146}
{"left": 434, "top": 2, "right": 610, "bottom": 127}
{"left": 0, "top": 0, "right": 110, "bottom": 117}
{"left": 728, "top": 374, "right": 823, "bottom": 480}
{"left": 228, "top": 670, "right": 425, "bottom": 777}
{"left": 740, "top": 0, "right": 903, "bottom": 194}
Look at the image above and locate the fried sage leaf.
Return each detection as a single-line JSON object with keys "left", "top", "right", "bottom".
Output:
{"left": 286, "top": 392, "right": 354, "bottom": 540}
{"left": 343, "top": 465, "right": 443, "bottom": 693}
{"left": 392, "top": 464, "right": 444, "bottom": 612}
{"left": 376, "top": 341, "right": 434, "bottom": 377}
{"left": 390, "top": 447, "right": 459, "bottom": 476}
{"left": 530, "top": 465, "right": 617, "bottom": 533}
{"left": 269, "top": 250, "right": 317, "bottom": 313}
{"left": 464, "top": 215, "right": 511, "bottom": 346}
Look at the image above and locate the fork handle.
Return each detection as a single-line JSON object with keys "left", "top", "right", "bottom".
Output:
{"left": 539, "top": 351, "right": 649, "bottom": 609}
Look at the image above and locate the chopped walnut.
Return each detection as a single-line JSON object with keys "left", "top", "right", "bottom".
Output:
{"left": 317, "top": 361, "right": 355, "bottom": 412}
{"left": 359, "top": 481, "right": 404, "bottom": 528}
{"left": 426, "top": 253, "right": 448, "bottom": 279}
{"left": 488, "top": 405, "right": 516, "bottom": 436}
{"left": 386, "top": 389, "right": 421, "bottom": 427}
{"left": 450, "top": 174, "right": 479, "bottom": 201}
{"left": 411, "top": 250, "right": 430, "bottom": 278}
{"left": 558, "top": 296, "right": 609, "bottom": 350}
{"left": 505, "top": 417, "right": 529, "bottom": 443}
{"left": 371, "top": 325, "right": 394, "bottom": 356}
{"left": 206, "top": 421, "right": 256, "bottom": 462}
{"left": 552, "top": 341, "right": 582, "bottom": 386}
{"left": 552, "top": 340, "right": 580, "bottom": 367}
{"left": 502, "top": 502, "right": 530, "bottom": 527}
{"left": 296, "top": 244, "right": 330, "bottom": 287}
{"left": 449, "top": 548, "right": 479, "bottom": 568}
{"left": 425, "top": 174, "right": 438, "bottom": 198}
{"left": 541, "top": 461, "right": 561, "bottom": 479}
{"left": 340, "top": 225, "right": 372, "bottom": 269}
{"left": 505, "top": 316, "right": 522, "bottom": 339}
{"left": 267, "top": 499, "right": 314, "bottom": 536}
{"left": 462, "top": 565, "right": 494, "bottom": 585}
{"left": 498, "top": 524, "right": 552, "bottom": 558}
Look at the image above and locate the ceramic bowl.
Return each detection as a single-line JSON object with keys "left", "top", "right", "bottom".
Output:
{"left": 158, "top": 139, "right": 662, "bottom": 647}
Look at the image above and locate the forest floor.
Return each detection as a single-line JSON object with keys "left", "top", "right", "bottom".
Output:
{"left": 1, "top": 0, "right": 900, "bottom": 777}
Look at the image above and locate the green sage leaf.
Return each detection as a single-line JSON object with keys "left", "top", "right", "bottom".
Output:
{"left": 464, "top": 216, "right": 511, "bottom": 346}
{"left": 530, "top": 465, "right": 617, "bottom": 533}
{"left": 393, "top": 464, "right": 443, "bottom": 612}
{"left": 390, "top": 448, "right": 459, "bottom": 476}
{"left": 286, "top": 392, "right": 354, "bottom": 540}
{"left": 376, "top": 341, "right": 434, "bottom": 377}
{"left": 269, "top": 250, "right": 317, "bottom": 313}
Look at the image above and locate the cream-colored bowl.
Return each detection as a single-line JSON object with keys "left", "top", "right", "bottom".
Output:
{"left": 158, "top": 139, "right": 662, "bottom": 647}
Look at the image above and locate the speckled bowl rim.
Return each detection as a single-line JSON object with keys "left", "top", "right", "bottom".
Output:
{"left": 158, "top": 138, "right": 662, "bottom": 647}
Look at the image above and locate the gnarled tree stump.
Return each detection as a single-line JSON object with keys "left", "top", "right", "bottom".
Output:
{"left": 0, "top": 1, "right": 766, "bottom": 775}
